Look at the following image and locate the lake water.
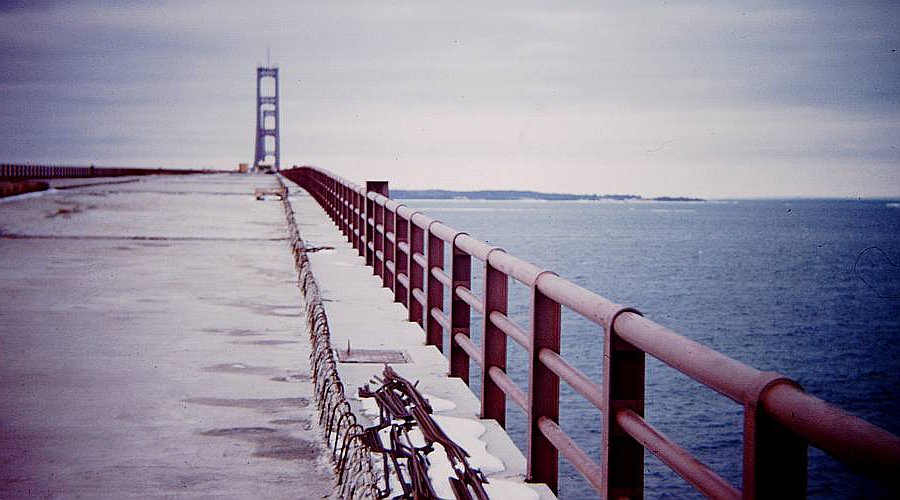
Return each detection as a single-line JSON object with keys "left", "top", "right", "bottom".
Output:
{"left": 396, "top": 197, "right": 900, "bottom": 499}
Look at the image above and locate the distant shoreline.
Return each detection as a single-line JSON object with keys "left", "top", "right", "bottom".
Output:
{"left": 392, "top": 189, "right": 704, "bottom": 202}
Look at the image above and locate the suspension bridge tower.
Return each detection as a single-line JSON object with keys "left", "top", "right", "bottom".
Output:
{"left": 253, "top": 65, "right": 280, "bottom": 172}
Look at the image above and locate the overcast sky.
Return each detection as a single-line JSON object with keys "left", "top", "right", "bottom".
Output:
{"left": 0, "top": 1, "right": 897, "bottom": 197}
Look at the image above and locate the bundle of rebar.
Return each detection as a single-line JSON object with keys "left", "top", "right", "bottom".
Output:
{"left": 359, "top": 366, "right": 490, "bottom": 499}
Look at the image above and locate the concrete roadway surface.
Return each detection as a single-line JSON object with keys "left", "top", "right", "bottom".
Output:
{"left": 0, "top": 175, "right": 333, "bottom": 498}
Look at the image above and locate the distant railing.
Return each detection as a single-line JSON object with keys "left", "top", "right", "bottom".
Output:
{"left": 281, "top": 165, "right": 900, "bottom": 499}
{"left": 0, "top": 163, "right": 217, "bottom": 181}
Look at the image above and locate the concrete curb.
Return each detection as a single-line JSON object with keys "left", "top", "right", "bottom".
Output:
{"left": 278, "top": 177, "right": 379, "bottom": 499}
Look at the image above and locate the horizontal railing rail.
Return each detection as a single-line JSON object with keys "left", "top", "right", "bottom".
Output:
{"left": 281, "top": 165, "right": 900, "bottom": 499}
{"left": 0, "top": 163, "right": 219, "bottom": 181}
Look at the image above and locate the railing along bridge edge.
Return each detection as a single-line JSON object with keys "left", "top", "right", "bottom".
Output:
{"left": 0, "top": 163, "right": 220, "bottom": 181}
{"left": 280, "top": 165, "right": 900, "bottom": 499}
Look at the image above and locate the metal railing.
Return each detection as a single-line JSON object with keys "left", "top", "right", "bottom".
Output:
{"left": 0, "top": 163, "right": 216, "bottom": 180}
{"left": 281, "top": 165, "right": 900, "bottom": 499}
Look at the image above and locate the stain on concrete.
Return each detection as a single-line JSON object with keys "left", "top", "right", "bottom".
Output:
{"left": 269, "top": 373, "right": 310, "bottom": 383}
{"left": 198, "top": 426, "right": 320, "bottom": 461}
{"left": 253, "top": 435, "right": 319, "bottom": 460}
{"left": 202, "top": 363, "right": 276, "bottom": 376}
{"left": 268, "top": 418, "right": 310, "bottom": 426}
{"left": 135, "top": 297, "right": 165, "bottom": 304}
{"left": 200, "top": 427, "right": 278, "bottom": 437}
{"left": 201, "top": 364, "right": 309, "bottom": 384}
{"left": 183, "top": 397, "right": 309, "bottom": 412}
{"left": 169, "top": 472, "right": 218, "bottom": 489}
{"left": 47, "top": 207, "right": 83, "bottom": 218}
{"left": 229, "top": 339, "right": 298, "bottom": 346}
{"left": 45, "top": 201, "right": 98, "bottom": 219}
{"left": 220, "top": 300, "right": 303, "bottom": 318}
{"left": 242, "top": 264, "right": 286, "bottom": 279}
{"left": 201, "top": 327, "right": 264, "bottom": 337}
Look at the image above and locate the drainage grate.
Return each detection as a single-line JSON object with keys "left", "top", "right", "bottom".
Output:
{"left": 335, "top": 348, "right": 409, "bottom": 364}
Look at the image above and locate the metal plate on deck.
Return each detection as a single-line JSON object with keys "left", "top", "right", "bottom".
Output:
{"left": 254, "top": 187, "right": 286, "bottom": 200}
{"left": 335, "top": 348, "right": 409, "bottom": 364}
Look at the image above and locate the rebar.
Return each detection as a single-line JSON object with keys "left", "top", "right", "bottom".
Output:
{"left": 278, "top": 176, "right": 379, "bottom": 498}
{"left": 359, "top": 366, "right": 490, "bottom": 500}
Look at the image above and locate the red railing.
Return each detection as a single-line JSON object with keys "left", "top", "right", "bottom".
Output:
{"left": 282, "top": 165, "right": 900, "bottom": 499}
{"left": 0, "top": 163, "right": 217, "bottom": 180}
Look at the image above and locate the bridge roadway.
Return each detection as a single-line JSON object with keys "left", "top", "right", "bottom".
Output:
{"left": 1, "top": 173, "right": 555, "bottom": 498}
{"left": 0, "top": 175, "right": 333, "bottom": 498}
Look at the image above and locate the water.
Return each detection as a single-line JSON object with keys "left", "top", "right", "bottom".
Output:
{"left": 395, "top": 197, "right": 900, "bottom": 498}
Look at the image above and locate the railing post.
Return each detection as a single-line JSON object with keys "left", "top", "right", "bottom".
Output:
{"left": 339, "top": 184, "right": 348, "bottom": 237}
{"left": 426, "top": 223, "right": 444, "bottom": 350}
{"left": 383, "top": 204, "right": 396, "bottom": 291}
{"left": 350, "top": 189, "right": 366, "bottom": 256}
{"left": 355, "top": 189, "right": 365, "bottom": 256}
{"left": 329, "top": 178, "right": 337, "bottom": 221}
{"left": 344, "top": 185, "right": 352, "bottom": 239}
{"left": 742, "top": 374, "right": 807, "bottom": 499}
{"left": 394, "top": 210, "right": 409, "bottom": 306}
{"left": 450, "top": 235, "right": 472, "bottom": 383}
{"left": 365, "top": 181, "right": 388, "bottom": 269}
{"left": 314, "top": 174, "right": 323, "bottom": 211}
{"left": 347, "top": 187, "right": 354, "bottom": 242}
{"left": 482, "top": 248, "right": 508, "bottom": 427}
{"left": 374, "top": 198, "right": 385, "bottom": 278}
{"left": 408, "top": 216, "right": 425, "bottom": 327}
{"left": 528, "top": 272, "right": 560, "bottom": 493}
{"left": 330, "top": 178, "right": 338, "bottom": 222}
{"left": 344, "top": 184, "right": 351, "bottom": 238}
{"left": 601, "top": 306, "right": 645, "bottom": 500}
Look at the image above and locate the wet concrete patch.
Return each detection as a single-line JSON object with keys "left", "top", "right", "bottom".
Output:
{"left": 201, "top": 327, "right": 265, "bottom": 337}
{"left": 202, "top": 363, "right": 276, "bottom": 376}
{"left": 46, "top": 201, "right": 95, "bottom": 219}
{"left": 269, "top": 417, "right": 311, "bottom": 427}
{"left": 269, "top": 373, "right": 310, "bottom": 383}
{"left": 198, "top": 426, "right": 320, "bottom": 461}
{"left": 243, "top": 264, "right": 287, "bottom": 280}
{"left": 220, "top": 300, "right": 303, "bottom": 318}
{"left": 200, "top": 427, "right": 278, "bottom": 437}
{"left": 47, "top": 207, "right": 82, "bottom": 218}
{"left": 253, "top": 435, "right": 320, "bottom": 460}
{"left": 229, "top": 339, "right": 298, "bottom": 346}
{"left": 202, "top": 364, "right": 309, "bottom": 384}
{"left": 135, "top": 297, "right": 165, "bottom": 304}
{"left": 183, "top": 397, "right": 309, "bottom": 412}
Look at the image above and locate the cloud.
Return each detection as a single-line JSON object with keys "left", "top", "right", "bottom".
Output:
{"left": 0, "top": 1, "right": 897, "bottom": 196}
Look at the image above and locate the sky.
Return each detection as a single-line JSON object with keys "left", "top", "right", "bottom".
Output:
{"left": 0, "top": 1, "right": 897, "bottom": 198}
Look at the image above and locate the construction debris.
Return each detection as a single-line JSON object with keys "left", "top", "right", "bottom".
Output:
{"left": 359, "top": 366, "right": 490, "bottom": 500}
{"left": 254, "top": 186, "right": 286, "bottom": 200}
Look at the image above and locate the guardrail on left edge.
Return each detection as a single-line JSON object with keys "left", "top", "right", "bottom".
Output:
{"left": 0, "top": 163, "right": 221, "bottom": 181}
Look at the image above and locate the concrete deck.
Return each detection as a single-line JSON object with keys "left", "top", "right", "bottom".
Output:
{"left": 0, "top": 175, "right": 332, "bottom": 498}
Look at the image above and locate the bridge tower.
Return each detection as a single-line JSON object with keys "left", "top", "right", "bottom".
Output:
{"left": 253, "top": 65, "right": 280, "bottom": 172}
